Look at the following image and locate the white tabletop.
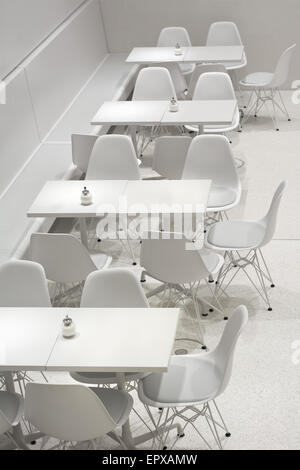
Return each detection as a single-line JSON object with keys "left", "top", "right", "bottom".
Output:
{"left": 123, "top": 180, "right": 211, "bottom": 215}
{"left": 47, "top": 308, "right": 179, "bottom": 373}
{"left": 184, "top": 45, "right": 244, "bottom": 63}
{"left": 126, "top": 46, "right": 244, "bottom": 64}
{"left": 0, "top": 308, "right": 179, "bottom": 373}
{"left": 27, "top": 180, "right": 128, "bottom": 218}
{"left": 0, "top": 309, "right": 60, "bottom": 371}
{"left": 162, "top": 100, "right": 237, "bottom": 125}
{"left": 126, "top": 47, "right": 188, "bottom": 64}
{"left": 91, "top": 100, "right": 168, "bottom": 126}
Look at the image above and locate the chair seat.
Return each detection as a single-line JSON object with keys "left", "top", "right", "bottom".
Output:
{"left": 206, "top": 220, "right": 266, "bottom": 250}
{"left": 207, "top": 186, "right": 238, "bottom": 211}
{"left": 138, "top": 354, "right": 221, "bottom": 407}
{"left": 70, "top": 371, "right": 145, "bottom": 386}
{"left": 200, "top": 249, "right": 224, "bottom": 275}
{"left": 240, "top": 72, "right": 274, "bottom": 88}
{"left": 91, "top": 387, "right": 133, "bottom": 427}
{"left": 0, "top": 391, "right": 23, "bottom": 433}
{"left": 179, "top": 63, "right": 195, "bottom": 76}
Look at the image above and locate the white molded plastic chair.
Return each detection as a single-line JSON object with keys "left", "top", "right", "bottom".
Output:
{"left": 0, "top": 391, "right": 24, "bottom": 449}
{"left": 152, "top": 136, "right": 192, "bottom": 179}
{"left": 157, "top": 27, "right": 195, "bottom": 76}
{"left": 30, "top": 233, "right": 110, "bottom": 304}
{"left": 206, "top": 22, "right": 247, "bottom": 71}
{"left": 182, "top": 135, "right": 241, "bottom": 216}
{"left": 240, "top": 44, "right": 296, "bottom": 130}
{"left": 141, "top": 232, "right": 225, "bottom": 329}
{"left": 187, "top": 64, "right": 227, "bottom": 100}
{"left": 71, "top": 268, "right": 149, "bottom": 387}
{"left": 138, "top": 305, "right": 248, "bottom": 450}
{"left": 25, "top": 383, "right": 133, "bottom": 450}
{"left": 188, "top": 72, "right": 240, "bottom": 136}
{"left": 71, "top": 134, "right": 98, "bottom": 176}
{"left": 86, "top": 134, "right": 140, "bottom": 181}
{"left": 206, "top": 182, "right": 287, "bottom": 311}
{"left": 0, "top": 260, "right": 51, "bottom": 307}
{"left": 133, "top": 67, "right": 177, "bottom": 102}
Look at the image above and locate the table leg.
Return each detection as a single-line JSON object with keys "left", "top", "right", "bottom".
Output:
{"left": 79, "top": 218, "right": 88, "bottom": 248}
{"left": 116, "top": 373, "right": 136, "bottom": 450}
{"left": 2, "top": 372, "right": 29, "bottom": 450}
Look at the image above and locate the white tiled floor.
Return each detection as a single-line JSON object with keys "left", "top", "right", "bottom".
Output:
{"left": 3, "top": 91, "right": 300, "bottom": 450}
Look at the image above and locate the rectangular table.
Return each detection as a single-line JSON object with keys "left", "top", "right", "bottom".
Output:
{"left": 126, "top": 45, "right": 244, "bottom": 64}
{"left": 27, "top": 179, "right": 212, "bottom": 246}
{"left": 161, "top": 100, "right": 237, "bottom": 126}
{"left": 91, "top": 100, "right": 168, "bottom": 126}
{"left": 91, "top": 100, "right": 237, "bottom": 128}
{"left": 0, "top": 307, "right": 179, "bottom": 449}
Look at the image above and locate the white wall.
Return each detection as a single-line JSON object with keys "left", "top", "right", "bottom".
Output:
{"left": 100, "top": 0, "right": 300, "bottom": 85}
{"left": 0, "top": 0, "right": 85, "bottom": 79}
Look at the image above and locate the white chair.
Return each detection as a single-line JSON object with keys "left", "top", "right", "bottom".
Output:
{"left": 161, "top": 63, "right": 188, "bottom": 100}
{"left": 0, "top": 391, "right": 24, "bottom": 449}
{"left": 187, "top": 72, "right": 240, "bottom": 138}
{"left": 186, "top": 64, "right": 228, "bottom": 100}
{"left": 206, "top": 22, "right": 247, "bottom": 103}
{"left": 182, "top": 135, "right": 241, "bottom": 220}
{"left": 30, "top": 233, "right": 111, "bottom": 304}
{"left": 132, "top": 67, "right": 177, "bottom": 157}
{"left": 71, "top": 134, "right": 98, "bottom": 176}
{"left": 24, "top": 383, "right": 133, "bottom": 450}
{"left": 0, "top": 260, "right": 51, "bottom": 307}
{"left": 141, "top": 232, "right": 226, "bottom": 331}
{"left": 152, "top": 136, "right": 192, "bottom": 179}
{"left": 86, "top": 135, "right": 142, "bottom": 265}
{"left": 71, "top": 268, "right": 149, "bottom": 387}
{"left": 206, "top": 182, "right": 287, "bottom": 311}
{"left": 138, "top": 305, "right": 248, "bottom": 450}
{"left": 157, "top": 27, "right": 195, "bottom": 77}
{"left": 0, "top": 260, "right": 51, "bottom": 393}
{"left": 240, "top": 44, "right": 296, "bottom": 131}
{"left": 86, "top": 134, "right": 140, "bottom": 181}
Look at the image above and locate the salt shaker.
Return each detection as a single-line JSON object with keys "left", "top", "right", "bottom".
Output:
{"left": 81, "top": 186, "right": 92, "bottom": 206}
{"left": 169, "top": 97, "right": 179, "bottom": 112}
{"left": 174, "top": 43, "right": 182, "bottom": 56}
{"left": 62, "top": 315, "right": 76, "bottom": 338}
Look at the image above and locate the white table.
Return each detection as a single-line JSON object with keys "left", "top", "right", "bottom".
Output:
{"left": 28, "top": 180, "right": 127, "bottom": 247}
{"left": 28, "top": 179, "right": 212, "bottom": 246}
{"left": 126, "top": 46, "right": 244, "bottom": 65}
{"left": 0, "top": 307, "right": 180, "bottom": 449}
{"left": 91, "top": 100, "right": 168, "bottom": 126}
{"left": 91, "top": 100, "right": 237, "bottom": 129}
{"left": 161, "top": 100, "right": 237, "bottom": 127}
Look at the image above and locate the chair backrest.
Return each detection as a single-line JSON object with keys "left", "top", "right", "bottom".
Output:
{"left": 25, "top": 383, "right": 118, "bottom": 442}
{"left": 160, "top": 63, "right": 188, "bottom": 99}
{"left": 187, "top": 64, "right": 227, "bottom": 100}
{"left": 133, "top": 67, "right": 177, "bottom": 101}
{"left": 212, "top": 305, "right": 248, "bottom": 396}
{"left": 158, "top": 27, "right": 192, "bottom": 48}
{"left": 193, "top": 72, "right": 236, "bottom": 101}
{"left": 271, "top": 44, "right": 296, "bottom": 88}
{"left": 30, "top": 233, "right": 97, "bottom": 284}
{"left": 206, "top": 22, "right": 243, "bottom": 46}
{"left": 86, "top": 134, "right": 140, "bottom": 181}
{"left": 182, "top": 135, "right": 240, "bottom": 193}
{"left": 152, "top": 136, "right": 192, "bottom": 179}
{"left": 0, "top": 260, "right": 51, "bottom": 307}
{"left": 71, "top": 134, "right": 98, "bottom": 175}
{"left": 260, "top": 181, "right": 287, "bottom": 246}
{"left": 140, "top": 232, "right": 210, "bottom": 284}
{"left": 81, "top": 268, "right": 149, "bottom": 308}
{"left": 0, "top": 391, "right": 23, "bottom": 436}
